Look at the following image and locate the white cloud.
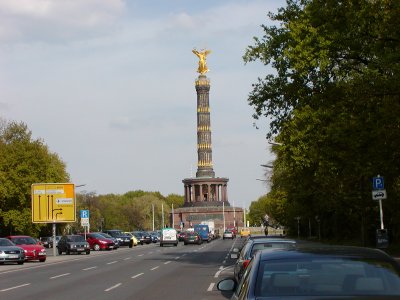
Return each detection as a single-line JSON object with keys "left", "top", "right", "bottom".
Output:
{"left": 0, "top": 0, "right": 125, "bottom": 43}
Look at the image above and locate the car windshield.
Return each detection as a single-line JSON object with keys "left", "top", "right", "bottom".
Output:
{"left": 101, "top": 233, "right": 113, "bottom": 238}
{"left": 255, "top": 257, "right": 400, "bottom": 297}
{"left": 90, "top": 233, "right": 106, "bottom": 239}
{"left": 68, "top": 235, "right": 86, "bottom": 242}
{"left": 0, "top": 238, "right": 15, "bottom": 246}
{"left": 11, "top": 237, "right": 37, "bottom": 245}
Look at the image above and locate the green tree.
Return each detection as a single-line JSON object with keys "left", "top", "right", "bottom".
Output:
{"left": 0, "top": 119, "right": 69, "bottom": 236}
{"left": 245, "top": 0, "right": 400, "bottom": 243}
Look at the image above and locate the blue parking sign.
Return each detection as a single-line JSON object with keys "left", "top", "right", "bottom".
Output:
{"left": 80, "top": 210, "right": 90, "bottom": 218}
{"left": 373, "top": 176, "right": 384, "bottom": 190}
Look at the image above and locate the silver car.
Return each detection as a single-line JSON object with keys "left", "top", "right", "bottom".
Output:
{"left": 0, "top": 238, "right": 25, "bottom": 265}
{"left": 223, "top": 230, "right": 234, "bottom": 240}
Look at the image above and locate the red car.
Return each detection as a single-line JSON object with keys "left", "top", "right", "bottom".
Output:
{"left": 6, "top": 235, "right": 46, "bottom": 262}
{"left": 79, "top": 233, "right": 115, "bottom": 251}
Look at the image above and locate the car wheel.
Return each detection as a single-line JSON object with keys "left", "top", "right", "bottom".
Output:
{"left": 17, "top": 261, "right": 24, "bottom": 265}
{"left": 160, "top": 243, "right": 163, "bottom": 247}
{"left": 58, "top": 247, "right": 62, "bottom": 255}
{"left": 129, "top": 241, "right": 133, "bottom": 248}
{"left": 175, "top": 243, "right": 178, "bottom": 247}
{"left": 94, "top": 244, "right": 101, "bottom": 251}
{"left": 66, "top": 249, "right": 70, "bottom": 255}
{"left": 39, "top": 258, "right": 46, "bottom": 262}
{"left": 86, "top": 250, "right": 90, "bottom": 255}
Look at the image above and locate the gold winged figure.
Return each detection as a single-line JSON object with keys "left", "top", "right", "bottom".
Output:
{"left": 192, "top": 48, "right": 211, "bottom": 74}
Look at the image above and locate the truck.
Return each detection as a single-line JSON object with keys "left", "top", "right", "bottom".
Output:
{"left": 193, "top": 224, "right": 211, "bottom": 242}
{"left": 201, "top": 221, "right": 215, "bottom": 239}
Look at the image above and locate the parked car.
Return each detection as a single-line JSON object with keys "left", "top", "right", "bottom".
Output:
{"left": 103, "top": 229, "right": 131, "bottom": 246}
{"left": 183, "top": 232, "right": 203, "bottom": 245}
{"left": 124, "top": 232, "right": 138, "bottom": 247}
{"left": 0, "top": 238, "right": 25, "bottom": 265}
{"left": 178, "top": 231, "right": 188, "bottom": 242}
{"left": 218, "top": 245, "right": 400, "bottom": 299}
{"left": 132, "top": 231, "right": 152, "bottom": 245}
{"left": 79, "top": 233, "right": 115, "bottom": 251}
{"left": 6, "top": 235, "right": 46, "bottom": 262}
{"left": 39, "top": 236, "right": 52, "bottom": 248}
{"left": 223, "top": 230, "right": 234, "bottom": 240}
{"left": 97, "top": 232, "right": 119, "bottom": 249}
{"left": 57, "top": 235, "right": 90, "bottom": 255}
{"left": 48, "top": 235, "right": 61, "bottom": 248}
{"left": 149, "top": 231, "right": 160, "bottom": 243}
{"left": 240, "top": 228, "right": 251, "bottom": 238}
{"left": 233, "top": 238, "right": 296, "bottom": 282}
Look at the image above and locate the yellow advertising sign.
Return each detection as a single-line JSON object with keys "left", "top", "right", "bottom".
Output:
{"left": 31, "top": 183, "right": 76, "bottom": 223}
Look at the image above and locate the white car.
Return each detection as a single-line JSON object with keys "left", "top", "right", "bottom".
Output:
{"left": 223, "top": 230, "right": 234, "bottom": 240}
{"left": 160, "top": 228, "right": 178, "bottom": 247}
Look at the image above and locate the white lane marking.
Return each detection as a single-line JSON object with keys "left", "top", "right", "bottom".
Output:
{"left": 215, "top": 266, "right": 232, "bottom": 278}
{"left": 150, "top": 266, "right": 159, "bottom": 271}
{"left": 174, "top": 256, "right": 180, "bottom": 260}
{"left": 164, "top": 261, "right": 171, "bottom": 265}
{"left": 105, "top": 283, "right": 121, "bottom": 292}
{"left": 124, "top": 257, "right": 131, "bottom": 260}
{"left": 83, "top": 266, "right": 97, "bottom": 271}
{"left": 0, "top": 283, "right": 30, "bottom": 292}
{"left": 138, "top": 254, "right": 144, "bottom": 257}
{"left": 107, "top": 261, "right": 118, "bottom": 265}
{"left": 182, "top": 253, "right": 187, "bottom": 256}
{"left": 207, "top": 283, "right": 215, "bottom": 292}
{"left": 50, "top": 273, "right": 70, "bottom": 279}
{"left": 131, "top": 273, "right": 144, "bottom": 279}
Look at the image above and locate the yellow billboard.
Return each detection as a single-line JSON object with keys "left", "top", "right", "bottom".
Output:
{"left": 31, "top": 183, "right": 76, "bottom": 223}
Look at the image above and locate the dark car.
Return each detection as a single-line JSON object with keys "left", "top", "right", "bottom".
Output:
{"left": 233, "top": 238, "right": 296, "bottom": 282}
{"left": 218, "top": 245, "right": 400, "bottom": 299}
{"left": 183, "top": 232, "right": 203, "bottom": 245}
{"left": 57, "top": 235, "right": 90, "bottom": 255}
{"left": 103, "top": 230, "right": 131, "bottom": 246}
{"left": 0, "top": 238, "right": 25, "bottom": 265}
{"left": 178, "top": 231, "right": 188, "bottom": 242}
{"left": 6, "top": 235, "right": 47, "bottom": 262}
{"left": 132, "top": 231, "right": 152, "bottom": 245}
{"left": 39, "top": 237, "right": 52, "bottom": 248}
{"left": 79, "top": 233, "right": 115, "bottom": 251}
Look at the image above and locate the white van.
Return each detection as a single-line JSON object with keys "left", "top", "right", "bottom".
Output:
{"left": 160, "top": 228, "right": 178, "bottom": 247}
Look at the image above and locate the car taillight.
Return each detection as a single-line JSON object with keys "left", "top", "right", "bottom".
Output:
{"left": 243, "top": 259, "right": 250, "bottom": 269}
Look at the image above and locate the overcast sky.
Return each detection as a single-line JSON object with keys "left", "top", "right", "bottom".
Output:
{"left": 0, "top": 0, "right": 284, "bottom": 208}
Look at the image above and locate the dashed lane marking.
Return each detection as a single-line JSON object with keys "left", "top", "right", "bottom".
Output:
{"left": 50, "top": 273, "right": 70, "bottom": 279}
{"left": 138, "top": 254, "right": 144, "bottom": 257}
{"left": 150, "top": 266, "right": 159, "bottom": 271}
{"left": 107, "top": 261, "right": 118, "bottom": 265}
{"left": 164, "top": 261, "right": 171, "bottom": 265}
{"left": 131, "top": 273, "right": 144, "bottom": 279}
{"left": 0, "top": 283, "right": 30, "bottom": 292}
{"left": 105, "top": 283, "right": 121, "bottom": 292}
{"left": 83, "top": 266, "right": 97, "bottom": 271}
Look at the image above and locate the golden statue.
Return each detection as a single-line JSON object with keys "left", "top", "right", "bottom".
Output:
{"left": 192, "top": 48, "right": 211, "bottom": 74}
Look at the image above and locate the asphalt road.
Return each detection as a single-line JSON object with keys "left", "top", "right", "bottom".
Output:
{"left": 0, "top": 238, "right": 243, "bottom": 300}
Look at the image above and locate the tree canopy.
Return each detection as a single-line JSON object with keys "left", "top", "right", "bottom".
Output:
{"left": 245, "top": 0, "right": 400, "bottom": 244}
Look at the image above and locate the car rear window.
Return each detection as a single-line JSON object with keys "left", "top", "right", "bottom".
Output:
{"left": 255, "top": 257, "right": 400, "bottom": 297}
{"left": 250, "top": 242, "right": 295, "bottom": 257}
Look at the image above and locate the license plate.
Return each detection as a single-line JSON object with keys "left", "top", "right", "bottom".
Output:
{"left": 38, "top": 252, "right": 46, "bottom": 255}
{"left": 109, "top": 246, "right": 113, "bottom": 249}
{"left": 77, "top": 248, "right": 84, "bottom": 251}
{"left": 8, "top": 255, "right": 19, "bottom": 258}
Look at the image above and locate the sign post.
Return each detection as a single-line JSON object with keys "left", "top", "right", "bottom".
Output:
{"left": 80, "top": 210, "right": 90, "bottom": 239}
{"left": 372, "top": 175, "right": 388, "bottom": 248}
{"left": 31, "top": 183, "right": 76, "bottom": 257}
